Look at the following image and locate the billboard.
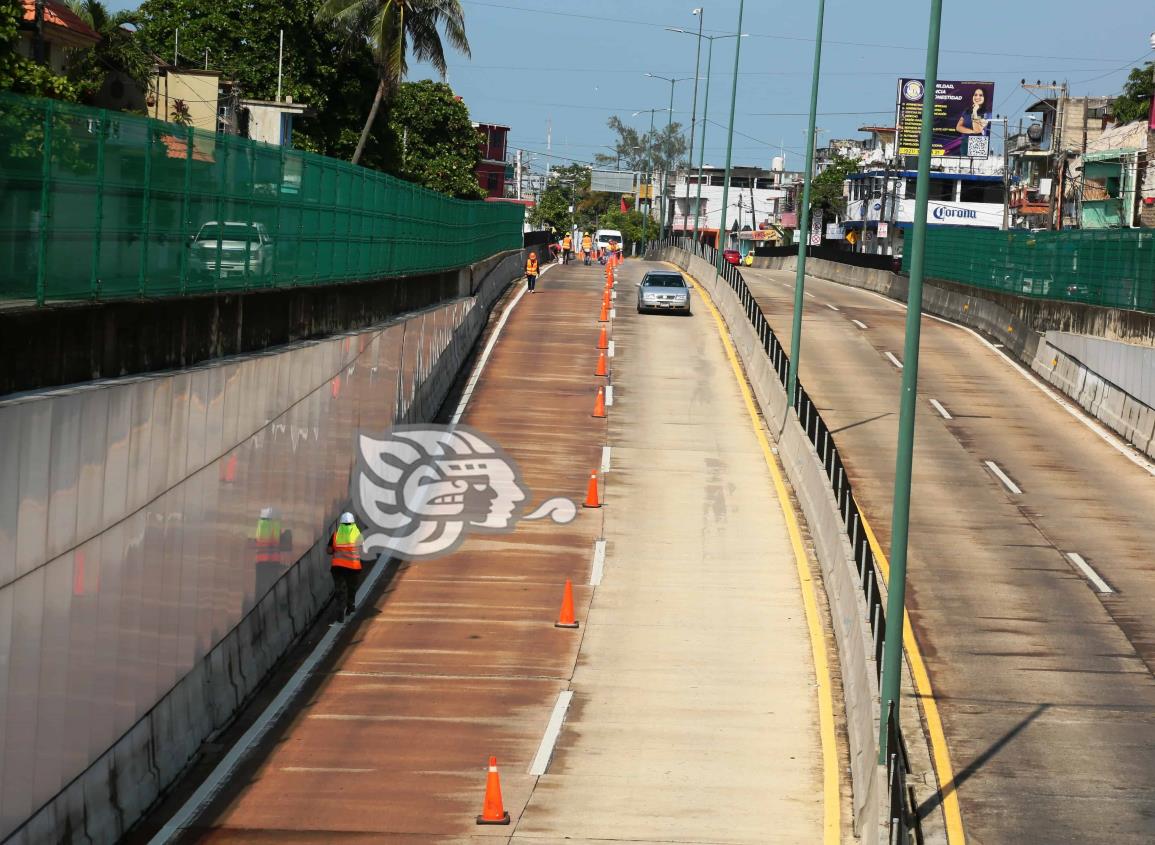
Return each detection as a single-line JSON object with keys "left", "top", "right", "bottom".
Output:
{"left": 897, "top": 79, "right": 995, "bottom": 158}
{"left": 591, "top": 169, "right": 637, "bottom": 193}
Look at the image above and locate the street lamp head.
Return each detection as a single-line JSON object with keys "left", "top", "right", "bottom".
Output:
{"left": 1150, "top": 31, "right": 1155, "bottom": 50}
{"left": 692, "top": 7, "right": 702, "bottom": 14}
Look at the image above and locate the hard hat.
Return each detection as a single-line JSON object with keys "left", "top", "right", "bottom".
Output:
{"left": 340, "top": 512, "right": 355, "bottom": 524}
{"left": 259, "top": 507, "right": 274, "bottom": 519}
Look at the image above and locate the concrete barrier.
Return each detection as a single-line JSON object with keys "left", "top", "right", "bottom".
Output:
{"left": 754, "top": 254, "right": 1155, "bottom": 462}
{"left": 654, "top": 247, "right": 890, "bottom": 843}
{"left": 0, "top": 251, "right": 523, "bottom": 844}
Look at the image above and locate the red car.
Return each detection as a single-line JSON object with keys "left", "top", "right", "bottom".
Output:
{"left": 722, "top": 249, "right": 742, "bottom": 265}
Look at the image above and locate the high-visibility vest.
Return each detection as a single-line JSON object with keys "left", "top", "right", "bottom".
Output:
{"left": 563, "top": 236, "right": 572, "bottom": 249}
{"left": 526, "top": 254, "right": 539, "bottom": 274}
{"left": 331, "top": 523, "right": 362, "bottom": 571}
{"left": 581, "top": 236, "right": 592, "bottom": 250}
{"left": 254, "top": 517, "right": 281, "bottom": 564}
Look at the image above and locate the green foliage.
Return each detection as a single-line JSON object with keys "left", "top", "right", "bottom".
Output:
{"left": 0, "top": 0, "right": 80, "bottom": 99}
{"left": 529, "top": 164, "right": 590, "bottom": 231}
{"left": 64, "top": 0, "right": 153, "bottom": 101}
{"left": 596, "top": 205, "right": 648, "bottom": 250}
{"left": 811, "top": 154, "right": 859, "bottom": 216}
{"left": 381, "top": 79, "right": 483, "bottom": 199}
{"left": 1112, "top": 62, "right": 1153, "bottom": 125}
{"left": 596, "top": 114, "right": 688, "bottom": 176}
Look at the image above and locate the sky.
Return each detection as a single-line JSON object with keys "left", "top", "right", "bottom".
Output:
{"left": 112, "top": 0, "right": 1155, "bottom": 174}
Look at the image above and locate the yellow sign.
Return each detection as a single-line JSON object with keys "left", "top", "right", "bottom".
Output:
{"left": 846, "top": 229, "right": 858, "bottom": 245}
{"left": 637, "top": 184, "right": 654, "bottom": 200}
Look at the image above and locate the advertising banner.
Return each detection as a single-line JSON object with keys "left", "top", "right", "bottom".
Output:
{"left": 897, "top": 79, "right": 995, "bottom": 158}
{"left": 825, "top": 223, "right": 845, "bottom": 240}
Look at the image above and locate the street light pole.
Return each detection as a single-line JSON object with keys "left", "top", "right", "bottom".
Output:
{"left": 878, "top": 0, "right": 944, "bottom": 764}
{"left": 684, "top": 8, "right": 705, "bottom": 238}
{"left": 693, "top": 38, "right": 714, "bottom": 249}
{"left": 714, "top": 0, "right": 745, "bottom": 273}
{"left": 634, "top": 108, "right": 661, "bottom": 246}
{"left": 646, "top": 73, "right": 691, "bottom": 239}
{"left": 786, "top": 0, "right": 827, "bottom": 402}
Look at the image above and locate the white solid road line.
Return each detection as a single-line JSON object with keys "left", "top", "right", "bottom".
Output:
{"left": 608, "top": 340, "right": 616, "bottom": 358}
{"left": 885, "top": 351, "right": 904, "bottom": 370}
{"left": 805, "top": 291, "right": 817, "bottom": 299}
{"left": 1065, "top": 552, "right": 1114, "bottom": 594}
{"left": 589, "top": 539, "right": 607, "bottom": 587}
{"left": 528, "top": 689, "right": 575, "bottom": 776}
{"left": 825, "top": 303, "right": 840, "bottom": 311}
{"left": 605, "top": 384, "right": 614, "bottom": 406}
{"left": 280, "top": 767, "right": 375, "bottom": 773}
{"left": 984, "top": 460, "right": 1023, "bottom": 495}
{"left": 600, "top": 446, "right": 612, "bottom": 473}
{"left": 151, "top": 258, "right": 545, "bottom": 844}
{"left": 929, "top": 399, "right": 953, "bottom": 420}
{"left": 852, "top": 319, "right": 868, "bottom": 330}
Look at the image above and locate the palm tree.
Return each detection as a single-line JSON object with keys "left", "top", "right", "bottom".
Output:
{"left": 66, "top": 0, "right": 154, "bottom": 93}
{"left": 318, "top": 0, "right": 469, "bottom": 165}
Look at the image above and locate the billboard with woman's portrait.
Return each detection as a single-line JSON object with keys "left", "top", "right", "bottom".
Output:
{"left": 897, "top": 79, "right": 995, "bottom": 158}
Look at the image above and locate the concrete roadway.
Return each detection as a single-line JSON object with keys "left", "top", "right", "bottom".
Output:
{"left": 741, "top": 264, "right": 1155, "bottom": 844}
{"left": 166, "top": 258, "right": 839, "bottom": 843}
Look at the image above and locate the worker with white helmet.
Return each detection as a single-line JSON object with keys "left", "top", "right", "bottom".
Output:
{"left": 326, "top": 511, "right": 364, "bottom": 624}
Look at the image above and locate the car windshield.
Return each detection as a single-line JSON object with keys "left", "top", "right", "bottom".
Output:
{"left": 643, "top": 276, "right": 686, "bottom": 288}
{"left": 195, "top": 224, "right": 261, "bottom": 243}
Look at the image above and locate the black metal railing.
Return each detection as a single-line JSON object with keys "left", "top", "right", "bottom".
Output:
{"left": 652, "top": 236, "right": 914, "bottom": 842}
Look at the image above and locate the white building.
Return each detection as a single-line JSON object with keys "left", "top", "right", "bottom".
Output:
{"left": 663, "top": 164, "right": 802, "bottom": 247}
{"left": 239, "top": 99, "right": 310, "bottom": 147}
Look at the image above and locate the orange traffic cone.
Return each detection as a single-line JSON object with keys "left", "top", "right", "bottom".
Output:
{"left": 582, "top": 470, "right": 601, "bottom": 508}
{"left": 475, "top": 756, "right": 511, "bottom": 825}
{"left": 555, "top": 579, "right": 580, "bottom": 628}
{"left": 597, "top": 326, "right": 609, "bottom": 350}
{"left": 598, "top": 300, "right": 610, "bottom": 323}
{"left": 592, "top": 385, "right": 607, "bottom": 418}
{"left": 595, "top": 350, "right": 609, "bottom": 377}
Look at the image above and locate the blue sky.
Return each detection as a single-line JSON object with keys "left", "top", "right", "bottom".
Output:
{"left": 117, "top": 0, "right": 1154, "bottom": 173}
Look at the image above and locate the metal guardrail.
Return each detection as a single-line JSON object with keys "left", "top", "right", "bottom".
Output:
{"left": 0, "top": 93, "right": 525, "bottom": 306}
{"left": 653, "top": 236, "right": 915, "bottom": 843}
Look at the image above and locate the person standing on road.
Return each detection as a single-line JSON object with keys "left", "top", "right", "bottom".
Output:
{"left": 562, "top": 233, "right": 573, "bottom": 264}
{"left": 581, "top": 232, "right": 593, "bottom": 265}
{"left": 327, "top": 512, "right": 363, "bottom": 624}
{"left": 526, "top": 250, "right": 539, "bottom": 293}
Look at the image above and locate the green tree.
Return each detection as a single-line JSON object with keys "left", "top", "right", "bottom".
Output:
{"left": 382, "top": 79, "right": 483, "bottom": 198}
{"left": 1112, "top": 62, "right": 1153, "bottom": 125}
{"left": 596, "top": 114, "right": 688, "bottom": 176}
{"left": 136, "top": 0, "right": 383, "bottom": 164}
{"left": 529, "top": 164, "right": 592, "bottom": 232}
{"left": 64, "top": 0, "right": 152, "bottom": 101}
{"left": 317, "top": 0, "right": 469, "bottom": 165}
{"left": 0, "top": 0, "right": 79, "bottom": 99}
{"left": 810, "top": 154, "right": 859, "bottom": 216}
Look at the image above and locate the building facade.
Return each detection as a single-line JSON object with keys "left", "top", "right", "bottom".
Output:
{"left": 474, "top": 122, "right": 510, "bottom": 199}
{"left": 667, "top": 164, "right": 801, "bottom": 247}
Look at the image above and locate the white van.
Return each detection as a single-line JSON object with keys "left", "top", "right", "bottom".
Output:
{"left": 595, "top": 229, "right": 624, "bottom": 254}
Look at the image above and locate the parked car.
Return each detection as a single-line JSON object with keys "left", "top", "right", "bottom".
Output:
{"left": 722, "top": 249, "right": 741, "bottom": 265}
{"left": 636, "top": 270, "right": 691, "bottom": 315}
{"left": 189, "top": 221, "right": 275, "bottom": 280}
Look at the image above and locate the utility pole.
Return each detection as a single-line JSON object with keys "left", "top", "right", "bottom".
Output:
{"left": 786, "top": 0, "right": 826, "bottom": 401}
{"left": 32, "top": 0, "right": 46, "bottom": 64}
{"left": 515, "top": 149, "right": 523, "bottom": 200}
{"left": 714, "top": 0, "right": 746, "bottom": 268}
{"left": 878, "top": 0, "right": 944, "bottom": 764}
{"left": 684, "top": 9, "right": 705, "bottom": 236}
{"left": 646, "top": 74, "right": 691, "bottom": 239}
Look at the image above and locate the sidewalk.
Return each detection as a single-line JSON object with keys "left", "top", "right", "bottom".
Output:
{"left": 178, "top": 257, "right": 836, "bottom": 842}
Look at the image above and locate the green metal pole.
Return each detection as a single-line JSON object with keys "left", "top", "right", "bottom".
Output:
{"left": 662, "top": 79, "right": 675, "bottom": 239}
{"left": 715, "top": 0, "right": 745, "bottom": 275}
{"left": 35, "top": 100, "right": 54, "bottom": 306}
{"left": 642, "top": 108, "right": 655, "bottom": 247}
{"left": 90, "top": 109, "right": 107, "bottom": 300}
{"left": 879, "top": 0, "right": 944, "bottom": 764}
{"left": 684, "top": 11, "right": 704, "bottom": 241}
{"left": 692, "top": 37, "right": 714, "bottom": 248}
{"left": 786, "top": 0, "right": 826, "bottom": 402}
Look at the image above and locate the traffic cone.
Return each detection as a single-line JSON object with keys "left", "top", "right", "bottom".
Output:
{"left": 597, "top": 326, "right": 609, "bottom": 350}
{"left": 475, "top": 756, "right": 511, "bottom": 825}
{"left": 592, "top": 385, "right": 607, "bottom": 418}
{"left": 555, "top": 579, "right": 580, "bottom": 628}
{"left": 598, "top": 300, "right": 610, "bottom": 323}
{"left": 582, "top": 470, "right": 601, "bottom": 508}
{"left": 595, "top": 350, "right": 609, "bottom": 377}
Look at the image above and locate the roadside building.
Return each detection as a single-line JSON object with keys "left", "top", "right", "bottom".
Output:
{"left": 669, "top": 163, "right": 802, "bottom": 248}
{"left": 238, "top": 99, "right": 310, "bottom": 147}
{"left": 17, "top": 0, "right": 99, "bottom": 75}
{"left": 1068, "top": 120, "right": 1148, "bottom": 229}
{"left": 474, "top": 122, "right": 511, "bottom": 199}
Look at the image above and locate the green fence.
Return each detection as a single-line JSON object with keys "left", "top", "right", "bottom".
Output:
{"left": 0, "top": 94, "right": 523, "bottom": 304}
{"left": 904, "top": 227, "right": 1155, "bottom": 313}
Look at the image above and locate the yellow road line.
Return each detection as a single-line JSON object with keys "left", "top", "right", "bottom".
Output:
{"left": 679, "top": 265, "right": 840, "bottom": 844}
{"left": 858, "top": 515, "right": 966, "bottom": 844}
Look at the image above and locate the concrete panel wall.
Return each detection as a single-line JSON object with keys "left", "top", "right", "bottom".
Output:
{"left": 755, "top": 254, "right": 1155, "bottom": 462}
{"left": 0, "top": 251, "right": 523, "bottom": 844}
{"left": 655, "top": 248, "right": 888, "bottom": 843}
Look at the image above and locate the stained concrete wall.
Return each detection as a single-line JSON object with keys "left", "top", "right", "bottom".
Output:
{"left": 654, "top": 247, "right": 890, "bottom": 844}
{"left": 753, "top": 254, "right": 1155, "bottom": 462}
{"left": 0, "top": 250, "right": 521, "bottom": 397}
{"left": 0, "top": 250, "right": 525, "bottom": 844}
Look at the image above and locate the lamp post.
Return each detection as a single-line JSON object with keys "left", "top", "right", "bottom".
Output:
{"left": 714, "top": 0, "right": 746, "bottom": 271}
{"left": 646, "top": 73, "right": 692, "bottom": 239}
{"left": 633, "top": 108, "right": 669, "bottom": 247}
{"left": 786, "top": 0, "right": 827, "bottom": 403}
{"left": 878, "top": 0, "right": 944, "bottom": 764}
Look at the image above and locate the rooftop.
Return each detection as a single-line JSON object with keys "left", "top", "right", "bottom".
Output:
{"left": 21, "top": 0, "right": 100, "bottom": 43}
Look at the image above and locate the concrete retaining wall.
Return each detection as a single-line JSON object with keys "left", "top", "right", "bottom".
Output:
{"left": 754, "top": 255, "right": 1155, "bottom": 462}
{"left": 655, "top": 248, "right": 889, "bottom": 843}
{"left": 0, "top": 250, "right": 524, "bottom": 844}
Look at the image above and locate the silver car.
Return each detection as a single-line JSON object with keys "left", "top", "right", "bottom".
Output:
{"left": 636, "top": 270, "right": 691, "bottom": 315}
{"left": 189, "top": 221, "right": 275, "bottom": 280}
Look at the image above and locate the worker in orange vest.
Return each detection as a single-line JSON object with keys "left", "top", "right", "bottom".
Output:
{"left": 326, "top": 512, "right": 364, "bottom": 624}
{"left": 562, "top": 233, "right": 573, "bottom": 264}
{"left": 581, "top": 232, "right": 593, "bottom": 265}
{"left": 526, "top": 250, "right": 540, "bottom": 293}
